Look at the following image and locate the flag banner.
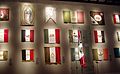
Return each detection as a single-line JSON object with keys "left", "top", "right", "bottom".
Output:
{"left": 63, "top": 11, "right": 71, "bottom": 23}
{"left": 69, "top": 30, "right": 81, "bottom": 43}
{"left": 117, "top": 32, "right": 120, "bottom": 41}
{"left": 0, "top": 8, "right": 9, "bottom": 21}
{"left": 92, "top": 48, "right": 108, "bottom": 61}
{"left": 22, "top": 49, "right": 34, "bottom": 62}
{"left": 94, "top": 30, "right": 105, "bottom": 43}
{"left": 71, "top": 43, "right": 84, "bottom": 61}
{"left": 44, "top": 47, "right": 61, "bottom": 64}
{"left": 113, "top": 14, "right": 120, "bottom": 24}
{"left": 45, "top": 7, "right": 56, "bottom": 22}
{"left": 21, "top": 5, "right": 34, "bottom": 26}
{"left": 44, "top": 29, "right": 60, "bottom": 44}
{"left": 90, "top": 11, "right": 105, "bottom": 25}
{"left": 71, "top": 43, "right": 86, "bottom": 68}
{"left": 0, "top": 29, "right": 8, "bottom": 43}
{"left": 0, "top": 51, "right": 8, "bottom": 61}
{"left": 114, "top": 48, "right": 120, "bottom": 58}
{"left": 63, "top": 10, "right": 84, "bottom": 24}
{"left": 21, "top": 30, "right": 34, "bottom": 42}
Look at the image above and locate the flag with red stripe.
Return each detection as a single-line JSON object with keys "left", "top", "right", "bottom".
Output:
{"left": 44, "top": 47, "right": 61, "bottom": 64}
{"left": 94, "top": 30, "right": 105, "bottom": 43}
{"left": 22, "top": 49, "right": 34, "bottom": 62}
{"left": 69, "top": 30, "right": 81, "bottom": 43}
{"left": 44, "top": 29, "right": 60, "bottom": 44}
{"left": 21, "top": 30, "right": 34, "bottom": 42}
{"left": 0, "top": 29, "right": 8, "bottom": 43}
{"left": 113, "top": 14, "right": 120, "bottom": 24}
{"left": 92, "top": 48, "right": 109, "bottom": 61}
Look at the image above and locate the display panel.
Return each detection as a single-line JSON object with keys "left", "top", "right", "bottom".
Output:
{"left": 45, "top": 7, "right": 56, "bottom": 22}
{"left": 44, "top": 47, "right": 61, "bottom": 64}
{"left": 69, "top": 30, "right": 81, "bottom": 43}
{"left": 0, "top": 51, "right": 8, "bottom": 61}
{"left": 90, "top": 11, "right": 105, "bottom": 25}
{"left": 21, "top": 29, "right": 34, "bottom": 42}
{"left": 0, "top": 29, "right": 8, "bottom": 43}
{"left": 117, "top": 32, "right": 120, "bottom": 41}
{"left": 22, "top": 49, "right": 34, "bottom": 62}
{"left": 114, "top": 48, "right": 120, "bottom": 58}
{"left": 21, "top": 5, "right": 34, "bottom": 26}
{"left": 0, "top": 8, "right": 9, "bottom": 21}
{"left": 63, "top": 10, "right": 84, "bottom": 24}
{"left": 44, "top": 29, "right": 60, "bottom": 44}
{"left": 92, "top": 48, "right": 108, "bottom": 61}
{"left": 113, "top": 14, "right": 120, "bottom": 24}
{"left": 94, "top": 30, "right": 105, "bottom": 43}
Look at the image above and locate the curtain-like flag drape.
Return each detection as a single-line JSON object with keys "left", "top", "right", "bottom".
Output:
{"left": 71, "top": 43, "right": 86, "bottom": 68}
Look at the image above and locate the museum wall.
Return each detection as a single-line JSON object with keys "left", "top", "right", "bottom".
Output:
{"left": 0, "top": 1, "right": 120, "bottom": 74}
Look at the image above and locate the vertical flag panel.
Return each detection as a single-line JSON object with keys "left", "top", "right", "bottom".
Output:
{"left": 63, "top": 11, "right": 71, "bottom": 23}
{"left": 77, "top": 11, "right": 84, "bottom": 23}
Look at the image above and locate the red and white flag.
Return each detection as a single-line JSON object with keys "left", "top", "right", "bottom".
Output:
{"left": 0, "top": 29, "right": 8, "bottom": 43}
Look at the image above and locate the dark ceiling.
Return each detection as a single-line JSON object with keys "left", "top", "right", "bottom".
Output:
{"left": 57, "top": 0, "right": 120, "bottom": 6}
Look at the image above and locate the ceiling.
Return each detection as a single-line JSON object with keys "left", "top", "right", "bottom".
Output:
{"left": 57, "top": 0, "right": 120, "bottom": 6}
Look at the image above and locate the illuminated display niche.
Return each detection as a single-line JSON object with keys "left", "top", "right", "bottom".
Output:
{"left": 44, "top": 47, "right": 61, "bottom": 64}
{"left": 21, "top": 4, "right": 34, "bottom": 26}
{"left": 92, "top": 48, "right": 108, "bottom": 61}
{"left": 90, "top": 11, "right": 105, "bottom": 25}
{"left": 94, "top": 30, "right": 105, "bottom": 43}
{"left": 45, "top": 7, "right": 56, "bottom": 22}
{"left": 63, "top": 10, "right": 84, "bottom": 24}
{"left": 0, "top": 8, "right": 9, "bottom": 21}
{"left": 44, "top": 29, "right": 60, "bottom": 44}
{"left": 113, "top": 14, "right": 120, "bottom": 24}
{"left": 22, "top": 49, "right": 34, "bottom": 62}
{"left": 69, "top": 29, "right": 82, "bottom": 43}
{"left": 21, "top": 29, "right": 34, "bottom": 42}
{"left": 0, "top": 51, "right": 8, "bottom": 61}
{"left": 0, "top": 29, "right": 9, "bottom": 43}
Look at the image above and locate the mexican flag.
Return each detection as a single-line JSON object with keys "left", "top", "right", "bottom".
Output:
{"left": 22, "top": 49, "right": 34, "bottom": 61}
{"left": 21, "top": 30, "right": 34, "bottom": 42}
{"left": 44, "top": 29, "right": 60, "bottom": 44}
{"left": 0, "top": 29, "right": 8, "bottom": 43}
{"left": 92, "top": 48, "right": 108, "bottom": 61}
{"left": 69, "top": 30, "right": 81, "bottom": 43}
{"left": 94, "top": 30, "right": 105, "bottom": 43}
{"left": 44, "top": 47, "right": 61, "bottom": 64}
